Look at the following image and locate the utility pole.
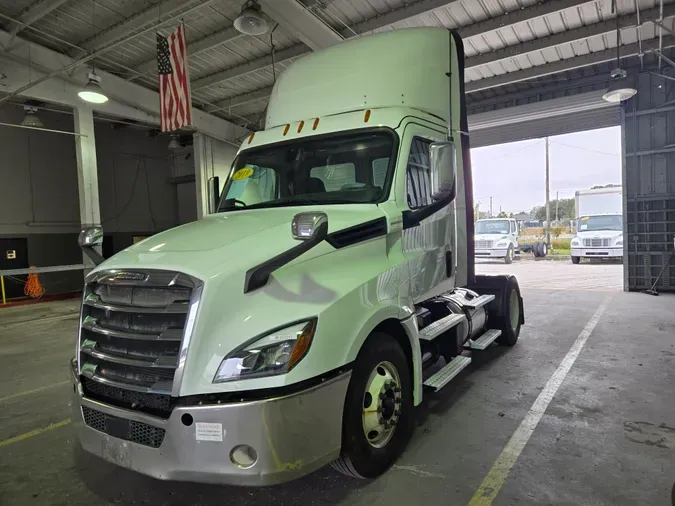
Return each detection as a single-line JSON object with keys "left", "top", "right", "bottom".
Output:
{"left": 490, "top": 197, "right": 493, "bottom": 218}
{"left": 545, "top": 137, "right": 551, "bottom": 247}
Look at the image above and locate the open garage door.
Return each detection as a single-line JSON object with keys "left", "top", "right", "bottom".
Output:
{"left": 468, "top": 92, "right": 621, "bottom": 148}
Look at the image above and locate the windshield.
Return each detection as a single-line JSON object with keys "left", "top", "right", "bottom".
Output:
{"left": 577, "top": 214, "right": 622, "bottom": 232}
{"left": 217, "top": 131, "right": 395, "bottom": 212}
{"left": 475, "top": 220, "right": 510, "bottom": 235}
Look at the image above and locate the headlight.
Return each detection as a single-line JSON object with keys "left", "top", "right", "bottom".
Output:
{"left": 213, "top": 320, "right": 317, "bottom": 383}
{"left": 615, "top": 237, "right": 623, "bottom": 246}
{"left": 571, "top": 238, "right": 580, "bottom": 247}
{"left": 495, "top": 241, "right": 509, "bottom": 248}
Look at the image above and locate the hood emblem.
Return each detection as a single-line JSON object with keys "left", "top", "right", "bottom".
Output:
{"left": 105, "top": 271, "right": 148, "bottom": 283}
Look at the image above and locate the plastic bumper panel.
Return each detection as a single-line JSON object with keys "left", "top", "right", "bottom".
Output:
{"left": 474, "top": 249, "right": 508, "bottom": 258}
{"left": 571, "top": 248, "right": 623, "bottom": 258}
{"left": 71, "top": 368, "right": 350, "bottom": 486}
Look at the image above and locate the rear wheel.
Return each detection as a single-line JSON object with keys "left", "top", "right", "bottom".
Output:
{"left": 533, "top": 242, "right": 541, "bottom": 257}
{"left": 504, "top": 245, "right": 514, "bottom": 264}
{"left": 331, "top": 332, "right": 414, "bottom": 479}
{"left": 539, "top": 243, "right": 548, "bottom": 258}
{"left": 571, "top": 256, "right": 580, "bottom": 264}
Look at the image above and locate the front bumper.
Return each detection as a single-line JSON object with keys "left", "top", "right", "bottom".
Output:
{"left": 70, "top": 367, "right": 350, "bottom": 486}
{"left": 475, "top": 248, "right": 508, "bottom": 258}
{"left": 571, "top": 247, "right": 623, "bottom": 258}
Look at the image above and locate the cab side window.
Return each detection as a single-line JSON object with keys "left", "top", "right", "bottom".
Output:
{"left": 406, "top": 138, "right": 432, "bottom": 210}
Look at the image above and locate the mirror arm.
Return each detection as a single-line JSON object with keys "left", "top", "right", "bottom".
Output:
{"left": 243, "top": 222, "right": 328, "bottom": 294}
{"left": 401, "top": 181, "right": 457, "bottom": 229}
{"left": 81, "top": 246, "right": 105, "bottom": 266}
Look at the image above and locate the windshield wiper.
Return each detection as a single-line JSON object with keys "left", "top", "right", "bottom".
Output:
{"left": 219, "top": 198, "right": 247, "bottom": 211}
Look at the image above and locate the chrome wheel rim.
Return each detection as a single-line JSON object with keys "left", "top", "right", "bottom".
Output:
{"left": 509, "top": 288, "right": 519, "bottom": 331}
{"left": 362, "top": 361, "right": 402, "bottom": 448}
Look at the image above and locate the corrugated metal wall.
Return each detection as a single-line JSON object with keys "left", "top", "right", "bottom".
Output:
{"left": 623, "top": 71, "right": 675, "bottom": 292}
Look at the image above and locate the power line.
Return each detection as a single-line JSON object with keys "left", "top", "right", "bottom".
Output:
{"left": 550, "top": 140, "right": 620, "bottom": 157}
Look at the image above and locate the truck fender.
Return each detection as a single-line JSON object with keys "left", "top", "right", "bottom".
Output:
{"left": 345, "top": 306, "right": 423, "bottom": 406}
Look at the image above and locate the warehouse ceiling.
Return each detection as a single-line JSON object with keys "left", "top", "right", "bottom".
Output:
{"left": 1, "top": 0, "right": 674, "bottom": 131}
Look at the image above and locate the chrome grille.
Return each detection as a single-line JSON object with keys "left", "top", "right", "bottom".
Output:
{"left": 82, "top": 406, "right": 166, "bottom": 448}
{"left": 78, "top": 270, "right": 200, "bottom": 402}
{"left": 476, "top": 240, "right": 494, "bottom": 249}
{"left": 583, "top": 238, "right": 610, "bottom": 247}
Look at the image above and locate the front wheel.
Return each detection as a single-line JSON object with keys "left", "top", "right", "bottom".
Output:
{"left": 331, "top": 332, "right": 414, "bottom": 479}
{"left": 504, "top": 245, "right": 514, "bottom": 264}
{"left": 571, "top": 256, "right": 580, "bottom": 264}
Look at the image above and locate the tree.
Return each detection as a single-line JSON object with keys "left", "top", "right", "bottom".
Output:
{"left": 496, "top": 211, "right": 509, "bottom": 218}
{"left": 531, "top": 198, "right": 575, "bottom": 222}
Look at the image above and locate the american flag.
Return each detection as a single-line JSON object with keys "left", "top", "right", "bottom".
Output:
{"left": 157, "top": 24, "right": 192, "bottom": 132}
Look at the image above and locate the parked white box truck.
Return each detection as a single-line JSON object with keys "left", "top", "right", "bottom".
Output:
{"left": 71, "top": 28, "right": 524, "bottom": 485}
{"left": 571, "top": 187, "right": 623, "bottom": 264}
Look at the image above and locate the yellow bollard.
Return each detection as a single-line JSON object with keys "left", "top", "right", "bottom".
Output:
{"left": 1, "top": 275, "right": 5, "bottom": 305}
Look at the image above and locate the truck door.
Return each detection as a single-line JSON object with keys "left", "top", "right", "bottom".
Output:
{"left": 399, "top": 125, "right": 455, "bottom": 302}
{"left": 511, "top": 219, "right": 519, "bottom": 249}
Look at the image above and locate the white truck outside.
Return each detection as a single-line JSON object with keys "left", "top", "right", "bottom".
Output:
{"left": 571, "top": 187, "right": 623, "bottom": 264}
{"left": 71, "top": 28, "right": 524, "bottom": 485}
{"left": 474, "top": 218, "right": 520, "bottom": 263}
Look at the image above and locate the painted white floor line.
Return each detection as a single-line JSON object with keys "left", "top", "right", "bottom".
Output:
{"left": 468, "top": 295, "right": 614, "bottom": 506}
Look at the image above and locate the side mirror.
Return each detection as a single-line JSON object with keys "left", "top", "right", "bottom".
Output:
{"left": 78, "top": 226, "right": 105, "bottom": 266}
{"left": 78, "top": 226, "right": 103, "bottom": 247}
{"left": 207, "top": 176, "right": 220, "bottom": 214}
{"left": 429, "top": 141, "right": 457, "bottom": 202}
{"left": 292, "top": 212, "right": 328, "bottom": 241}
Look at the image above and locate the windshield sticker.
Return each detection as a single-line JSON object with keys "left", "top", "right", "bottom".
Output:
{"left": 233, "top": 167, "right": 254, "bottom": 181}
{"left": 580, "top": 224, "right": 588, "bottom": 230}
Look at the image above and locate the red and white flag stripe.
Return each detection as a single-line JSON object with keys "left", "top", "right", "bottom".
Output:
{"left": 158, "top": 24, "right": 192, "bottom": 132}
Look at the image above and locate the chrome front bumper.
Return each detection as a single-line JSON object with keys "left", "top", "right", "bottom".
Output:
{"left": 70, "top": 368, "right": 350, "bottom": 486}
{"left": 571, "top": 247, "right": 623, "bottom": 258}
{"left": 475, "top": 248, "right": 508, "bottom": 258}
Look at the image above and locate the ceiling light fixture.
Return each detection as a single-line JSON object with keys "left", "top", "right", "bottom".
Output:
{"left": 234, "top": 1, "right": 269, "bottom": 36}
{"left": 602, "top": 0, "right": 637, "bottom": 103}
{"left": 78, "top": 72, "right": 108, "bottom": 104}
{"left": 21, "top": 105, "right": 44, "bottom": 128}
{"left": 168, "top": 134, "right": 181, "bottom": 150}
{"left": 602, "top": 68, "right": 637, "bottom": 103}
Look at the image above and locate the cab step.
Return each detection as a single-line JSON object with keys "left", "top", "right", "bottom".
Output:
{"left": 423, "top": 356, "right": 471, "bottom": 391}
{"left": 462, "top": 294, "right": 495, "bottom": 309}
{"left": 418, "top": 313, "right": 466, "bottom": 341}
{"left": 468, "top": 329, "right": 502, "bottom": 350}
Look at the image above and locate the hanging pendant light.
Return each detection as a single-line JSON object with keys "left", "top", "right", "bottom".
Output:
{"left": 168, "top": 134, "right": 181, "bottom": 150}
{"left": 21, "top": 106, "right": 44, "bottom": 128}
{"left": 602, "top": 2, "right": 637, "bottom": 103}
{"left": 603, "top": 68, "right": 637, "bottom": 103}
{"left": 79, "top": 72, "right": 108, "bottom": 104}
{"left": 234, "top": 1, "right": 268, "bottom": 36}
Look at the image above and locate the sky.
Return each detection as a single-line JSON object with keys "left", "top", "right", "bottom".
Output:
{"left": 471, "top": 126, "right": 622, "bottom": 215}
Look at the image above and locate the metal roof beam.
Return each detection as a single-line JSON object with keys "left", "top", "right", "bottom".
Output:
{"left": 192, "top": 0, "right": 592, "bottom": 92}
{"left": 5, "top": 0, "right": 71, "bottom": 37}
{"left": 0, "top": 29, "right": 248, "bottom": 142}
{"left": 72, "top": 0, "right": 192, "bottom": 55}
{"left": 467, "top": 3, "right": 675, "bottom": 68}
{"left": 260, "top": 0, "right": 343, "bottom": 51}
{"left": 133, "top": 25, "right": 243, "bottom": 77}
{"left": 466, "top": 36, "right": 675, "bottom": 92}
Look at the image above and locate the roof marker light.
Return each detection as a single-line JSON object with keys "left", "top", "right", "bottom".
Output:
{"left": 297, "top": 120, "right": 305, "bottom": 133}
{"left": 248, "top": 132, "right": 255, "bottom": 144}
{"left": 313, "top": 118, "right": 320, "bottom": 130}
{"left": 364, "top": 109, "right": 371, "bottom": 123}
{"left": 283, "top": 124, "right": 290, "bottom": 136}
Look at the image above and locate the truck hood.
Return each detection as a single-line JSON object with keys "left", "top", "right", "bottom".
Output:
{"left": 100, "top": 204, "right": 387, "bottom": 279}
{"left": 92, "top": 204, "right": 392, "bottom": 395}
{"left": 474, "top": 234, "right": 509, "bottom": 242}
{"left": 575, "top": 230, "right": 622, "bottom": 240}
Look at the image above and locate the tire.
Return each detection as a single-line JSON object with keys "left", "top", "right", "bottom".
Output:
{"left": 539, "top": 243, "right": 548, "bottom": 258}
{"left": 331, "top": 332, "right": 414, "bottom": 479}
{"left": 571, "top": 256, "right": 580, "bottom": 264}
{"left": 495, "top": 276, "right": 522, "bottom": 346}
{"left": 532, "top": 242, "right": 541, "bottom": 258}
{"left": 504, "top": 245, "right": 514, "bottom": 264}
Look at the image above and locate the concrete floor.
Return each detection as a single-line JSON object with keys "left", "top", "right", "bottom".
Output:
{"left": 1, "top": 264, "right": 673, "bottom": 506}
